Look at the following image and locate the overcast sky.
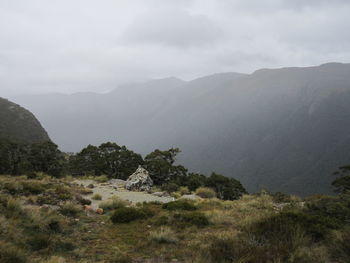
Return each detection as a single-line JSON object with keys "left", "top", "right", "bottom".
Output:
{"left": 1, "top": 0, "right": 350, "bottom": 96}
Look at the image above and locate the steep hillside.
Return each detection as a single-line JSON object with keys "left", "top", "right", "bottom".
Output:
{"left": 11, "top": 63, "right": 350, "bottom": 195}
{"left": 0, "top": 97, "right": 50, "bottom": 143}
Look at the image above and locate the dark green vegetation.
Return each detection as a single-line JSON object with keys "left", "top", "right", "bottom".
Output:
{"left": 13, "top": 63, "right": 350, "bottom": 195}
{"left": 0, "top": 97, "right": 50, "bottom": 143}
{"left": 68, "top": 143, "right": 247, "bottom": 201}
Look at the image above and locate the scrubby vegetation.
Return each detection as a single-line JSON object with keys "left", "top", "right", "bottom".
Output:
{"left": 0, "top": 173, "right": 348, "bottom": 262}
{"left": 0, "top": 137, "right": 350, "bottom": 262}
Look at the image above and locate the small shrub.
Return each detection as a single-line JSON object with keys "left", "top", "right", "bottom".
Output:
{"left": 59, "top": 202, "right": 81, "bottom": 217}
{"left": 3, "top": 182, "right": 23, "bottom": 195}
{"left": 110, "top": 207, "right": 153, "bottom": 224}
{"left": 99, "top": 196, "right": 129, "bottom": 211}
{"left": 195, "top": 187, "right": 216, "bottom": 199}
{"left": 75, "top": 195, "right": 91, "bottom": 205}
{"left": 22, "top": 181, "right": 45, "bottom": 195}
{"left": 149, "top": 227, "right": 178, "bottom": 244}
{"left": 92, "top": 193, "right": 102, "bottom": 200}
{"left": 249, "top": 211, "right": 341, "bottom": 241}
{"left": 161, "top": 182, "right": 179, "bottom": 193}
{"left": 54, "top": 185, "right": 73, "bottom": 201}
{"left": 178, "top": 186, "right": 190, "bottom": 195}
{"left": 0, "top": 241, "right": 27, "bottom": 263}
{"left": 4, "top": 198, "right": 25, "bottom": 219}
{"left": 173, "top": 212, "right": 209, "bottom": 227}
{"left": 162, "top": 200, "right": 197, "bottom": 211}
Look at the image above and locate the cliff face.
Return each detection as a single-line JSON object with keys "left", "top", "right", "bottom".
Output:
{"left": 0, "top": 97, "right": 50, "bottom": 143}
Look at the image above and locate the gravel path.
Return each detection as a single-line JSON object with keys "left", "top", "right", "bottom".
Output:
{"left": 73, "top": 179, "right": 175, "bottom": 209}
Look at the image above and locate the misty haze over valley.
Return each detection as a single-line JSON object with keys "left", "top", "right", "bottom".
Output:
{"left": 10, "top": 62, "right": 350, "bottom": 195}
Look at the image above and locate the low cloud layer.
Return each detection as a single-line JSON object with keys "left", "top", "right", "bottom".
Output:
{"left": 1, "top": 0, "right": 350, "bottom": 96}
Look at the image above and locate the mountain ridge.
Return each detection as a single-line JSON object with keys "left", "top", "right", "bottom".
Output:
{"left": 9, "top": 62, "right": 350, "bottom": 195}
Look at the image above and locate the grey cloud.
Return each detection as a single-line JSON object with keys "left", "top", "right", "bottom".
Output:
{"left": 120, "top": 9, "right": 223, "bottom": 48}
{"left": 0, "top": 0, "right": 350, "bottom": 96}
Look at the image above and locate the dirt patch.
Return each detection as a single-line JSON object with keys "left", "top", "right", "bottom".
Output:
{"left": 73, "top": 179, "right": 175, "bottom": 209}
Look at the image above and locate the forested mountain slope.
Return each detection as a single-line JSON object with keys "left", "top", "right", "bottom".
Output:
{"left": 11, "top": 63, "right": 350, "bottom": 195}
{"left": 0, "top": 97, "right": 50, "bottom": 143}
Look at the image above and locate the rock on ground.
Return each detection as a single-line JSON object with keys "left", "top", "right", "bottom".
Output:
{"left": 125, "top": 166, "right": 153, "bottom": 192}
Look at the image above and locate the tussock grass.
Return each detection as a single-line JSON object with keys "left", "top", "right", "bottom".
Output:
{"left": 195, "top": 187, "right": 216, "bottom": 199}
{"left": 149, "top": 226, "right": 178, "bottom": 244}
{"left": 99, "top": 195, "right": 130, "bottom": 211}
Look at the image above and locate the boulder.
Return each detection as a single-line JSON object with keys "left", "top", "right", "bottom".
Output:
{"left": 125, "top": 166, "right": 153, "bottom": 192}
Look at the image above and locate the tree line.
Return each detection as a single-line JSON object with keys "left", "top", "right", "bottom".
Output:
{"left": 0, "top": 140, "right": 247, "bottom": 200}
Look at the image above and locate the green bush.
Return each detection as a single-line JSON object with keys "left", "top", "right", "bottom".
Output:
{"left": 22, "top": 181, "right": 45, "bottom": 195}
{"left": 161, "top": 182, "right": 179, "bottom": 193}
{"left": 250, "top": 211, "right": 341, "bottom": 241}
{"left": 162, "top": 200, "right": 197, "bottom": 211}
{"left": 92, "top": 193, "right": 102, "bottom": 200}
{"left": 173, "top": 212, "right": 209, "bottom": 227}
{"left": 110, "top": 207, "right": 154, "bottom": 224}
{"left": 306, "top": 194, "right": 350, "bottom": 223}
{"left": 99, "top": 196, "right": 129, "bottom": 212}
{"left": 4, "top": 198, "right": 25, "bottom": 219}
{"left": 2, "top": 182, "right": 23, "bottom": 195}
{"left": 0, "top": 241, "right": 27, "bottom": 263}
{"left": 195, "top": 187, "right": 216, "bottom": 199}
{"left": 59, "top": 202, "right": 81, "bottom": 217}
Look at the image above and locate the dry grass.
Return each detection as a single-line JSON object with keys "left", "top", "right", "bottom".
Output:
{"left": 99, "top": 195, "right": 130, "bottom": 211}
{"left": 149, "top": 226, "right": 178, "bottom": 244}
{"left": 195, "top": 187, "right": 216, "bottom": 199}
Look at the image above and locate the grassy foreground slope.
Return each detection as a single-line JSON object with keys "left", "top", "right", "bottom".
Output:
{"left": 0, "top": 174, "right": 349, "bottom": 263}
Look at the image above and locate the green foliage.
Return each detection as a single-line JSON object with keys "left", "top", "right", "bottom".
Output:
{"left": 173, "top": 211, "right": 209, "bottom": 227}
{"left": 162, "top": 200, "right": 197, "bottom": 211}
{"left": 69, "top": 142, "right": 143, "bottom": 179}
{"left": 0, "top": 139, "right": 65, "bottom": 176}
{"left": 306, "top": 194, "right": 350, "bottom": 223}
{"left": 144, "top": 148, "right": 187, "bottom": 185}
{"left": 249, "top": 211, "right": 340, "bottom": 241}
{"left": 185, "top": 173, "right": 206, "bottom": 191}
{"left": 59, "top": 202, "right": 81, "bottom": 217}
{"left": 110, "top": 207, "right": 154, "bottom": 224}
{"left": 161, "top": 182, "right": 179, "bottom": 193}
{"left": 205, "top": 172, "right": 247, "bottom": 200}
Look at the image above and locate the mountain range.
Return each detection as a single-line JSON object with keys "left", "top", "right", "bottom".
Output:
{"left": 10, "top": 62, "right": 350, "bottom": 195}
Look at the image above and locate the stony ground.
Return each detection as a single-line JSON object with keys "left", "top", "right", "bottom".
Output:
{"left": 73, "top": 179, "right": 175, "bottom": 209}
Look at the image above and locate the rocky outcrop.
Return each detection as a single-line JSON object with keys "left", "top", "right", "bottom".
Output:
{"left": 125, "top": 166, "right": 153, "bottom": 192}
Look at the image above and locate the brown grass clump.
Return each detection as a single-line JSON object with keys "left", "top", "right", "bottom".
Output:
{"left": 149, "top": 227, "right": 178, "bottom": 244}
{"left": 195, "top": 187, "right": 216, "bottom": 199}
